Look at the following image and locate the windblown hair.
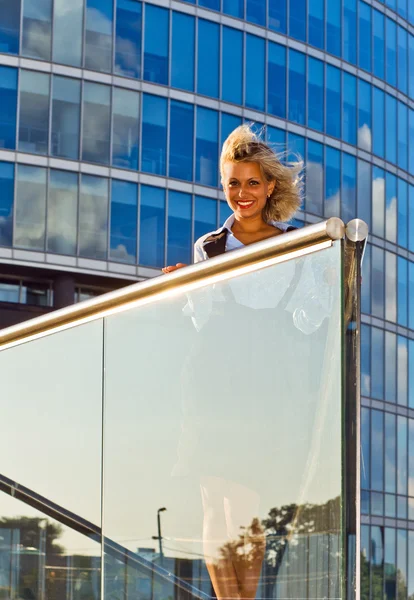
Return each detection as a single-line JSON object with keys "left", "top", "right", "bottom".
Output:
{"left": 220, "top": 124, "right": 303, "bottom": 223}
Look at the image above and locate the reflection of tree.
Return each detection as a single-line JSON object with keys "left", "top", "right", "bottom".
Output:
{"left": 0, "top": 516, "right": 64, "bottom": 555}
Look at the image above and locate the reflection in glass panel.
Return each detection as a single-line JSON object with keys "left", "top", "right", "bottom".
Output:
{"left": 397, "top": 496, "right": 407, "bottom": 519}
{"left": 197, "top": 19, "right": 219, "bottom": 98}
{"left": 144, "top": 4, "right": 169, "bottom": 85}
{"left": 268, "top": 43, "right": 286, "bottom": 119}
{"left": 79, "top": 175, "right": 109, "bottom": 260}
{"left": 385, "top": 94, "right": 397, "bottom": 166}
{"left": 371, "top": 526, "right": 384, "bottom": 595}
{"left": 326, "top": 65, "right": 341, "bottom": 139}
{"left": 21, "top": 282, "right": 50, "bottom": 306}
{"left": 47, "top": 170, "right": 78, "bottom": 255}
{"left": 372, "top": 87, "right": 385, "bottom": 159}
{"left": 0, "top": 279, "right": 19, "bottom": 302}
{"left": 373, "top": 10, "right": 385, "bottom": 80}
{"left": 361, "top": 244, "right": 371, "bottom": 315}
{"left": 397, "top": 102, "right": 408, "bottom": 173}
{"left": 410, "top": 185, "right": 414, "bottom": 253}
{"left": 410, "top": 37, "right": 414, "bottom": 104}
{"left": 371, "top": 492, "right": 383, "bottom": 515}
{"left": 385, "top": 252, "right": 397, "bottom": 324}
{"left": 139, "top": 185, "right": 165, "bottom": 268}
{"left": 385, "top": 331, "right": 396, "bottom": 403}
{"left": 306, "top": 140, "right": 323, "bottom": 215}
{"left": 341, "top": 153, "right": 356, "bottom": 224}
{"left": 246, "top": 0, "right": 265, "bottom": 25}
{"left": 385, "top": 528, "right": 396, "bottom": 600}
{"left": 115, "top": 0, "right": 142, "bottom": 78}
{"left": 308, "top": 57, "right": 323, "bottom": 132}
{"left": 220, "top": 199, "right": 233, "bottom": 225}
{"left": 288, "top": 50, "right": 306, "bottom": 125}
{"left": 287, "top": 133, "right": 305, "bottom": 165}
{"left": 53, "top": 0, "right": 83, "bottom": 67}
{"left": 361, "top": 524, "right": 370, "bottom": 597}
{"left": 194, "top": 196, "right": 217, "bottom": 245}
{"left": 84, "top": 0, "right": 113, "bottom": 72}
{"left": 289, "top": 0, "right": 306, "bottom": 41}
{"left": 308, "top": 0, "right": 324, "bottom": 49}
{"left": 0, "top": 162, "right": 14, "bottom": 247}
{"left": 196, "top": 107, "right": 218, "bottom": 187}
{"left": 358, "top": 1, "right": 371, "bottom": 71}
{"left": 397, "top": 26, "right": 408, "bottom": 95}
{"left": 361, "top": 490, "right": 369, "bottom": 513}
{"left": 372, "top": 247, "right": 385, "bottom": 319}
{"left": 398, "top": 179, "right": 408, "bottom": 249}
{"left": 222, "top": 27, "right": 243, "bottom": 105}
{"left": 385, "top": 414, "right": 396, "bottom": 493}
{"left": 223, "top": 0, "right": 244, "bottom": 18}
{"left": 0, "top": 0, "right": 20, "bottom": 54}
{"left": 361, "top": 405, "right": 371, "bottom": 487}
{"left": 372, "top": 166, "right": 385, "bottom": 238}
{"left": 325, "top": 147, "right": 340, "bottom": 218}
{"left": 0, "top": 66, "right": 17, "bottom": 150}
{"left": 199, "top": 0, "right": 220, "bottom": 9}
{"left": 245, "top": 35, "right": 265, "bottom": 111}
{"left": 372, "top": 328, "right": 384, "bottom": 400}
{"left": 221, "top": 113, "right": 242, "bottom": 147}
{"left": 344, "top": 0, "right": 357, "bottom": 64}
{"left": 15, "top": 165, "right": 46, "bottom": 250}
{"left": 397, "top": 530, "right": 408, "bottom": 600}
{"left": 266, "top": 127, "right": 285, "bottom": 146}
{"left": 51, "top": 76, "right": 81, "bottom": 160}
{"left": 397, "top": 417, "right": 407, "bottom": 496}
{"left": 112, "top": 87, "right": 139, "bottom": 170}
{"left": 22, "top": 0, "right": 52, "bottom": 60}
{"left": 386, "top": 18, "right": 397, "bottom": 87}
{"left": 18, "top": 70, "right": 50, "bottom": 155}
{"left": 398, "top": 259, "right": 408, "bottom": 327}
{"left": 269, "top": 0, "right": 286, "bottom": 33}
{"left": 141, "top": 94, "right": 167, "bottom": 176}
{"left": 167, "top": 190, "right": 192, "bottom": 265}
{"left": 410, "top": 420, "right": 414, "bottom": 497}
{"left": 326, "top": 0, "right": 341, "bottom": 56}
{"left": 385, "top": 494, "right": 396, "bottom": 517}
{"left": 169, "top": 101, "right": 194, "bottom": 181}
{"left": 171, "top": 12, "right": 195, "bottom": 92}
{"left": 385, "top": 173, "right": 397, "bottom": 244}
{"left": 397, "top": 336, "right": 408, "bottom": 406}
{"left": 371, "top": 410, "right": 384, "bottom": 488}
{"left": 358, "top": 80, "right": 371, "bottom": 152}
{"left": 343, "top": 73, "right": 356, "bottom": 146}
{"left": 410, "top": 342, "right": 414, "bottom": 409}
{"left": 410, "top": 262, "right": 414, "bottom": 332}
{"left": 410, "top": 109, "right": 414, "bottom": 176}
{"left": 357, "top": 160, "right": 371, "bottom": 229}
{"left": 110, "top": 180, "right": 137, "bottom": 264}
{"left": 82, "top": 82, "right": 111, "bottom": 165}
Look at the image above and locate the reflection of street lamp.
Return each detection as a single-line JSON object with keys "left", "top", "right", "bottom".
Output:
{"left": 152, "top": 507, "right": 167, "bottom": 565}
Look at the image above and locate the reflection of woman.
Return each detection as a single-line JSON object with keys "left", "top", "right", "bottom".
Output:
{"left": 163, "top": 125, "right": 303, "bottom": 600}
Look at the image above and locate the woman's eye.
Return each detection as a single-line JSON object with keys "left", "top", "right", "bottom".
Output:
{"left": 249, "top": 180, "right": 259, "bottom": 185}
{"left": 229, "top": 181, "right": 238, "bottom": 187}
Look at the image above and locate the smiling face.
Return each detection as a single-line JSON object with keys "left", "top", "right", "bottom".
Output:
{"left": 222, "top": 161, "right": 275, "bottom": 221}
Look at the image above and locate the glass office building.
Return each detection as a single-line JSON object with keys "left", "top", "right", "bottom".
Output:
{"left": 0, "top": 0, "right": 412, "bottom": 597}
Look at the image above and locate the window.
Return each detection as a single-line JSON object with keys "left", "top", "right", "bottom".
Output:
{"left": 397, "top": 337, "right": 408, "bottom": 405}
{"left": 246, "top": 0, "right": 265, "bottom": 26}
{"left": 221, "top": 113, "right": 242, "bottom": 147}
{"left": 306, "top": 140, "right": 323, "bottom": 215}
{"left": 397, "top": 102, "right": 408, "bottom": 172}
{"left": 114, "top": 0, "right": 142, "bottom": 79}
{"left": 199, "top": 0, "right": 220, "bottom": 9}
{"left": 0, "top": 162, "right": 14, "bottom": 247}
{"left": 325, "top": 147, "right": 340, "bottom": 217}
{"left": 167, "top": 191, "right": 192, "bottom": 266}
{"left": 326, "top": 65, "right": 341, "bottom": 139}
{"left": 361, "top": 328, "right": 371, "bottom": 398}
{"left": 22, "top": 0, "right": 52, "bottom": 60}
{"left": 19, "top": 70, "right": 50, "bottom": 155}
{"left": 385, "top": 18, "right": 397, "bottom": 87}
{"left": 194, "top": 196, "right": 217, "bottom": 244}
{"left": 357, "top": 160, "right": 371, "bottom": 228}
{"left": 372, "top": 167, "right": 385, "bottom": 238}
{"left": 268, "top": 43, "right": 286, "bottom": 119}
{"left": 245, "top": 35, "right": 265, "bottom": 111}
{"left": 385, "top": 415, "right": 396, "bottom": 490}
{"left": 398, "top": 258, "right": 408, "bottom": 327}
{"left": 397, "top": 26, "right": 408, "bottom": 95}
{"left": 342, "top": 153, "right": 356, "bottom": 224}
{"left": 288, "top": 50, "right": 306, "bottom": 125}
{"left": 410, "top": 342, "right": 414, "bottom": 409}
{"left": 171, "top": 12, "right": 195, "bottom": 92}
{"left": 53, "top": 0, "right": 83, "bottom": 67}
{"left": 373, "top": 10, "right": 385, "bottom": 80}
{"left": 289, "top": 0, "right": 306, "bottom": 42}
{"left": 358, "top": 80, "right": 371, "bottom": 152}
{"left": 269, "top": 0, "right": 286, "bottom": 33}
{"left": 410, "top": 185, "right": 414, "bottom": 254}
{"left": 51, "top": 76, "right": 81, "bottom": 161}
{"left": 222, "top": 27, "right": 243, "bottom": 105}
{"left": 385, "top": 94, "right": 397, "bottom": 165}
{"left": 326, "top": 0, "right": 341, "bottom": 57}
{"left": 79, "top": 175, "right": 109, "bottom": 260}
{"left": 385, "top": 252, "right": 397, "bottom": 322}
{"left": 15, "top": 165, "right": 46, "bottom": 250}
{"left": 169, "top": 101, "right": 194, "bottom": 181}
{"left": 358, "top": 1, "right": 371, "bottom": 71}
{"left": 361, "top": 243, "right": 371, "bottom": 315}
{"left": 196, "top": 107, "right": 218, "bottom": 187}
{"left": 82, "top": 82, "right": 111, "bottom": 165}
{"left": 47, "top": 170, "right": 78, "bottom": 255}
{"left": 197, "top": 19, "right": 219, "bottom": 98}
{"left": 0, "top": 280, "right": 20, "bottom": 303}
{"left": 410, "top": 262, "right": 414, "bottom": 331}
{"left": 84, "top": 0, "right": 114, "bottom": 72}
{"left": 385, "top": 173, "right": 397, "bottom": 244}
{"left": 344, "top": 0, "right": 357, "bottom": 64}
{"left": 0, "top": 66, "right": 17, "bottom": 150}
{"left": 410, "top": 109, "right": 414, "bottom": 176}
{"left": 266, "top": 127, "right": 285, "bottom": 145}
{"left": 397, "top": 417, "right": 407, "bottom": 495}
{"left": 110, "top": 180, "right": 137, "bottom": 264}
{"left": 139, "top": 185, "right": 165, "bottom": 268}
{"left": 308, "top": 0, "right": 324, "bottom": 49}
{"left": 409, "top": 35, "right": 414, "bottom": 101}
{"left": 372, "top": 246, "right": 385, "bottom": 319}
{"left": 0, "top": 0, "right": 20, "bottom": 54}
{"left": 372, "top": 87, "right": 385, "bottom": 159}
{"left": 141, "top": 94, "right": 167, "bottom": 176}
{"left": 307, "top": 57, "right": 323, "bottom": 132}
{"left": 223, "top": 0, "right": 244, "bottom": 19}
{"left": 371, "top": 409, "right": 384, "bottom": 486}
{"left": 219, "top": 200, "right": 232, "bottom": 225}
{"left": 144, "top": 4, "right": 169, "bottom": 85}
{"left": 112, "top": 87, "right": 139, "bottom": 170}
{"left": 397, "top": 179, "right": 408, "bottom": 248}
{"left": 342, "top": 72, "right": 357, "bottom": 146}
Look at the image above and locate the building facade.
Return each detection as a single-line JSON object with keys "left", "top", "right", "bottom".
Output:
{"left": 0, "top": 0, "right": 412, "bottom": 597}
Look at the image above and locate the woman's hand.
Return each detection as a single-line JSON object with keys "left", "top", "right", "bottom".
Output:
{"left": 162, "top": 263, "right": 187, "bottom": 274}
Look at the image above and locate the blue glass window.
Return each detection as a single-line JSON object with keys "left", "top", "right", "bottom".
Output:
{"left": 397, "top": 417, "right": 408, "bottom": 495}
{"left": 385, "top": 94, "right": 397, "bottom": 165}
{"left": 307, "top": 57, "right": 323, "bottom": 132}
{"left": 115, "top": 0, "right": 142, "bottom": 79}
{"left": 267, "top": 43, "right": 286, "bottom": 119}
{"left": 385, "top": 414, "right": 396, "bottom": 491}
{"left": 308, "top": 0, "right": 324, "bottom": 49}
{"left": 372, "top": 246, "right": 385, "bottom": 319}
{"left": 167, "top": 191, "right": 192, "bottom": 266}
{"left": 15, "top": 165, "right": 46, "bottom": 250}
{"left": 139, "top": 186, "right": 165, "bottom": 268}
{"left": 397, "top": 26, "right": 408, "bottom": 95}
{"left": 358, "top": 1, "right": 372, "bottom": 71}
{"left": 169, "top": 101, "right": 194, "bottom": 181}
{"left": 373, "top": 87, "right": 385, "bottom": 159}
{"left": 397, "top": 336, "right": 408, "bottom": 405}
{"left": 409, "top": 35, "right": 414, "bottom": 100}
{"left": 223, "top": 0, "right": 244, "bottom": 18}
{"left": 326, "top": 0, "right": 341, "bottom": 57}
{"left": 269, "top": 0, "right": 286, "bottom": 33}
{"left": 110, "top": 180, "right": 137, "bottom": 264}
{"left": 398, "top": 0, "right": 407, "bottom": 18}
{"left": 397, "top": 102, "right": 408, "bottom": 172}
{"left": 199, "top": 0, "right": 220, "bottom": 10}
{"left": 398, "top": 258, "right": 408, "bottom": 327}
{"left": 222, "top": 27, "right": 243, "bottom": 105}
{"left": 385, "top": 251, "right": 397, "bottom": 322}
{"left": 410, "top": 0, "right": 414, "bottom": 24}
{"left": 79, "top": 175, "right": 109, "bottom": 260}
{"left": 371, "top": 409, "right": 384, "bottom": 485}
{"left": 246, "top": 0, "right": 265, "bottom": 26}
{"left": 0, "top": 162, "right": 14, "bottom": 247}
{"left": 197, "top": 19, "right": 219, "bottom": 98}
{"left": 112, "top": 87, "right": 139, "bottom": 170}
{"left": 0, "top": 0, "right": 20, "bottom": 54}
{"left": 410, "top": 185, "right": 414, "bottom": 253}
{"left": 361, "top": 328, "right": 371, "bottom": 398}
{"left": 289, "top": 0, "right": 306, "bottom": 42}
{"left": 196, "top": 107, "right": 218, "bottom": 187}
{"left": 47, "top": 170, "right": 78, "bottom": 255}
{"left": 287, "top": 133, "right": 305, "bottom": 164}
{"left": 85, "top": 0, "right": 113, "bottom": 72}
{"left": 410, "top": 341, "right": 414, "bottom": 408}
{"left": 385, "top": 0, "right": 396, "bottom": 9}
{"left": 326, "top": 65, "right": 341, "bottom": 139}
{"left": 22, "top": 0, "right": 52, "bottom": 61}
{"left": 245, "top": 35, "right": 265, "bottom": 111}
{"left": 171, "top": 12, "right": 195, "bottom": 92}
{"left": 386, "top": 18, "right": 397, "bottom": 87}
{"left": 385, "top": 332, "right": 397, "bottom": 402}
{"left": 306, "top": 140, "right": 323, "bottom": 215}
{"left": 325, "top": 147, "right": 340, "bottom": 217}
{"left": 398, "top": 179, "right": 408, "bottom": 248}
{"left": 194, "top": 196, "right": 217, "bottom": 243}
{"left": 19, "top": 70, "right": 50, "bottom": 155}
{"left": 410, "top": 261, "right": 414, "bottom": 331}
{"left": 0, "top": 66, "right": 17, "bottom": 150}
{"left": 358, "top": 80, "right": 372, "bottom": 152}
{"left": 410, "top": 109, "right": 414, "bottom": 176}
{"left": 373, "top": 10, "right": 385, "bottom": 80}
{"left": 266, "top": 127, "right": 285, "bottom": 146}
{"left": 51, "top": 76, "right": 80, "bottom": 161}
{"left": 221, "top": 113, "right": 242, "bottom": 147}
{"left": 344, "top": 0, "right": 357, "bottom": 64}
{"left": 357, "top": 160, "right": 371, "bottom": 228}
{"left": 220, "top": 200, "right": 233, "bottom": 225}
{"left": 53, "top": 0, "right": 83, "bottom": 67}
{"left": 372, "top": 167, "right": 385, "bottom": 238}
{"left": 288, "top": 50, "right": 306, "bottom": 125}
{"left": 82, "top": 82, "right": 111, "bottom": 165}
{"left": 342, "top": 153, "right": 356, "bottom": 223}
{"left": 361, "top": 243, "right": 371, "bottom": 315}
{"left": 343, "top": 72, "right": 357, "bottom": 146}
{"left": 141, "top": 94, "right": 167, "bottom": 176}
{"left": 144, "top": 4, "right": 169, "bottom": 85}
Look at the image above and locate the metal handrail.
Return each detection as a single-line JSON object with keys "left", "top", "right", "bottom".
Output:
{"left": 0, "top": 217, "right": 345, "bottom": 349}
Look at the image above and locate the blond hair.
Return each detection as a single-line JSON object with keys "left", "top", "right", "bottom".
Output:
{"left": 220, "top": 124, "right": 303, "bottom": 222}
